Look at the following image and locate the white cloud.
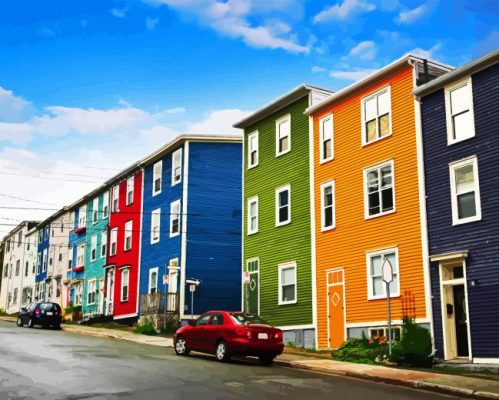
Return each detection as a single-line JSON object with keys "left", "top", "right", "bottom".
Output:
{"left": 164, "top": 107, "right": 186, "bottom": 114}
{"left": 111, "top": 7, "right": 128, "bottom": 18}
{"left": 313, "top": 0, "right": 375, "bottom": 23}
{"left": 311, "top": 66, "right": 327, "bottom": 73}
{"left": 146, "top": 17, "right": 160, "bottom": 30}
{"left": 0, "top": 87, "right": 30, "bottom": 122}
{"left": 406, "top": 42, "right": 442, "bottom": 60}
{"left": 187, "top": 109, "right": 251, "bottom": 135}
{"left": 147, "top": 0, "right": 309, "bottom": 53}
{"left": 349, "top": 40, "right": 377, "bottom": 60}
{"left": 397, "top": 4, "right": 429, "bottom": 24}
{"left": 330, "top": 68, "right": 377, "bottom": 81}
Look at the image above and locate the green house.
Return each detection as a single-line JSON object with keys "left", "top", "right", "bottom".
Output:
{"left": 234, "top": 84, "right": 332, "bottom": 348}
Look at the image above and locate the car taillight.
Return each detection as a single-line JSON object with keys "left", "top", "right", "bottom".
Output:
{"left": 247, "top": 330, "right": 252, "bottom": 339}
{"left": 236, "top": 326, "right": 252, "bottom": 339}
{"left": 275, "top": 331, "right": 283, "bottom": 341}
{"left": 35, "top": 309, "right": 40, "bottom": 315}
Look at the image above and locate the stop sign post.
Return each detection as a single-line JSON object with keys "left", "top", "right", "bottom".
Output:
{"left": 382, "top": 257, "right": 394, "bottom": 356}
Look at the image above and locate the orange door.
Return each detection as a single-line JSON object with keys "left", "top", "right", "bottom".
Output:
{"left": 327, "top": 269, "right": 345, "bottom": 348}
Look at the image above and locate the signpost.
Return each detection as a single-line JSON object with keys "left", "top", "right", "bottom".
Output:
{"left": 242, "top": 271, "right": 250, "bottom": 312}
{"left": 186, "top": 278, "right": 201, "bottom": 320}
{"left": 381, "top": 257, "right": 394, "bottom": 356}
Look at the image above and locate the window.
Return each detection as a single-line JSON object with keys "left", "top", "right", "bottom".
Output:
{"left": 17, "top": 231, "right": 22, "bottom": 247}
{"left": 13, "top": 288, "right": 18, "bottom": 304}
{"left": 278, "top": 262, "right": 297, "bottom": 305}
{"left": 172, "top": 148, "right": 182, "bottom": 186}
{"left": 364, "top": 160, "right": 395, "bottom": 218}
{"left": 121, "top": 269, "right": 129, "bottom": 302}
{"left": 369, "top": 326, "right": 402, "bottom": 341}
{"left": 49, "top": 257, "right": 53, "bottom": 267}
{"left": 58, "top": 251, "right": 62, "bottom": 262}
{"left": 247, "top": 196, "right": 258, "bottom": 235}
{"left": 101, "top": 231, "right": 107, "bottom": 258}
{"left": 74, "top": 284, "right": 82, "bottom": 306}
{"left": 42, "top": 250, "right": 47, "bottom": 272}
{"left": 321, "top": 181, "right": 335, "bottom": 230}
{"left": 110, "top": 228, "right": 118, "bottom": 256}
{"left": 78, "top": 209, "right": 86, "bottom": 228}
{"left": 90, "top": 235, "right": 97, "bottom": 261}
{"left": 87, "top": 279, "right": 96, "bottom": 305}
{"left": 367, "top": 248, "right": 399, "bottom": 300}
{"left": 151, "top": 208, "right": 161, "bottom": 244}
{"left": 45, "top": 226, "right": 49, "bottom": 239}
{"left": 124, "top": 221, "right": 132, "bottom": 251}
{"left": 210, "top": 313, "right": 224, "bottom": 325}
{"left": 68, "top": 246, "right": 73, "bottom": 270}
{"left": 195, "top": 314, "right": 212, "bottom": 326}
{"left": 149, "top": 267, "right": 158, "bottom": 294}
{"left": 126, "top": 176, "right": 134, "bottom": 205}
{"left": 276, "top": 115, "right": 291, "bottom": 156}
{"left": 450, "top": 156, "right": 481, "bottom": 224}
{"left": 275, "top": 185, "right": 291, "bottom": 226}
{"left": 4, "top": 264, "right": 8, "bottom": 278}
{"left": 320, "top": 114, "right": 334, "bottom": 162}
{"left": 60, "top": 217, "right": 64, "bottom": 232}
{"left": 248, "top": 131, "right": 259, "bottom": 168}
{"left": 170, "top": 200, "right": 181, "bottom": 237}
{"left": 27, "top": 238, "right": 30, "bottom": 251}
{"left": 76, "top": 244, "right": 85, "bottom": 267}
{"left": 51, "top": 224, "right": 55, "bottom": 237}
{"left": 36, "top": 253, "right": 41, "bottom": 274}
{"left": 15, "top": 259, "right": 20, "bottom": 276}
{"left": 362, "top": 87, "right": 391, "bottom": 145}
{"left": 112, "top": 185, "right": 119, "bottom": 213}
{"left": 102, "top": 191, "right": 109, "bottom": 218}
{"left": 153, "top": 160, "right": 162, "bottom": 195}
{"left": 445, "top": 77, "right": 475, "bottom": 144}
{"left": 92, "top": 197, "right": 98, "bottom": 223}
{"left": 25, "top": 261, "right": 29, "bottom": 277}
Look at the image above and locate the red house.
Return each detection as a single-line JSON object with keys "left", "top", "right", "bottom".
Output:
{"left": 103, "top": 165, "right": 143, "bottom": 322}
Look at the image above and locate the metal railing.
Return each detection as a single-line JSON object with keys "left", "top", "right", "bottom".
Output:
{"left": 140, "top": 292, "right": 179, "bottom": 315}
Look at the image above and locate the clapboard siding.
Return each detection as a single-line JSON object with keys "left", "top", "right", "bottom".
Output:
{"left": 243, "top": 95, "right": 313, "bottom": 327}
{"left": 422, "top": 64, "right": 499, "bottom": 359}
{"left": 35, "top": 223, "right": 50, "bottom": 283}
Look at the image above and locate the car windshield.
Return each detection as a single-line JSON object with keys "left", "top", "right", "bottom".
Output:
{"left": 229, "top": 313, "right": 269, "bottom": 326}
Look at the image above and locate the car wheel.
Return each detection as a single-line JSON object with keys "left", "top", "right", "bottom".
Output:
{"left": 174, "top": 336, "right": 190, "bottom": 356}
{"left": 16, "top": 317, "right": 23, "bottom": 327}
{"left": 27, "top": 318, "right": 34, "bottom": 328}
{"left": 259, "top": 355, "right": 275, "bottom": 366}
{"left": 215, "top": 340, "right": 230, "bottom": 362}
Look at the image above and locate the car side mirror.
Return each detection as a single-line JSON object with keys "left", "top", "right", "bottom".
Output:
{"left": 188, "top": 320, "right": 196, "bottom": 326}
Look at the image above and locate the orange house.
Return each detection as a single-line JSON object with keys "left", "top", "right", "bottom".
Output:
{"left": 307, "top": 56, "right": 451, "bottom": 349}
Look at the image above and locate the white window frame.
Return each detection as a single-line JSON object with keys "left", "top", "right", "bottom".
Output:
{"left": 275, "top": 184, "right": 291, "bottom": 227}
{"left": 100, "top": 231, "right": 107, "bottom": 258}
{"left": 172, "top": 148, "right": 182, "bottom": 186}
{"left": 319, "top": 114, "right": 334, "bottom": 163}
{"left": 275, "top": 114, "right": 291, "bottom": 157}
{"left": 366, "top": 247, "right": 400, "bottom": 300}
{"left": 151, "top": 208, "right": 161, "bottom": 244}
{"left": 76, "top": 243, "right": 85, "bottom": 267}
{"left": 92, "top": 197, "right": 99, "bottom": 224}
{"left": 126, "top": 176, "right": 134, "bottom": 206}
{"left": 247, "top": 196, "right": 259, "bottom": 235}
{"left": 87, "top": 278, "right": 96, "bottom": 305}
{"left": 449, "top": 156, "right": 481, "bottom": 225}
{"left": 321, "top": 180, "right": 336, "bottom": 231}
{"left": 445, "top": 77, "right": 475, "bottom": 145}
{"left": 169, "top": 200, "right": 181, "bottom": 238}
{"left": 247, "top": 131, "right": 259, "bottom": 169}
{"left": 121, "top": 268, "right": 129, "bottom": 302}
{"left": 361, "top": 86, "right": 392, "bottom": 146}
{"left": 42, "top": 249, "right": 47, "bottom": 272}
{"left": 90, "top": 235, "right": 97, "bottom": 262}
{"left": 278, "top": 261, "right": 297, "bottom": 305}
{"left": 153, "top": 160, "right": 162, "bottom": 196}
{"left": 149, "top": 267, "right": 159, "bottom": 294}
{"left": 124, "top": 220, "right": 132, "bottom": 251}
{"left": 112, "top": 185, "right": 119, "bottom": 213}
{"left": 102, "top": 191, "right": 109, "bottom": 219}
{"left": 363, "top": 159, "right": 396, "bottom": 219}
{"left": 110, "top": 227, "right": 118, "bottom": 256}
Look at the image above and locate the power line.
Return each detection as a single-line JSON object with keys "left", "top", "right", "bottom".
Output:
{"left": 0, "top": 194, "right": 59, "bottom": 207}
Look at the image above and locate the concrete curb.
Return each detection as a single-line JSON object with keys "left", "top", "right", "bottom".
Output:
{"left": 274, "top": 359, "right": 499, "bottom": 400}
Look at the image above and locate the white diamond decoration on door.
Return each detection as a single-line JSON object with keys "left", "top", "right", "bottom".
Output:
{"left": 250, "top": 279, "right": 257, "bottom": 291}
{"left": 331, "top": 292, "right": 341, "bottom": 307}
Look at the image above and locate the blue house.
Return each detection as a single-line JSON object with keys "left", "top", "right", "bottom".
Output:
{"left": 415, "top": 50, "right": 499, "bottom": 363}
{"left": 138, "top": 135, "right": 242, "bottom": 323}
{"left": 35, "top": 222, "right": 50, "bottom": 301}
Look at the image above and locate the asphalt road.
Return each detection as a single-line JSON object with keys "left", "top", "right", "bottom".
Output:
{"left": 0, "top": 321, "right": 464, "bottom": 400}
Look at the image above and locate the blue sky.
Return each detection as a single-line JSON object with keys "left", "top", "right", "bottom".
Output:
{"left": 0, "top": 0, "right": 497, "bottom": 231}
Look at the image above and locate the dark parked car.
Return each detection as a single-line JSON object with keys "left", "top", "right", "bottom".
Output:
{"left": 174, "top": 311, "right": 284, "bottom": 365}
{"left": 17, "top": 302, "right": 62, "bottom": 329}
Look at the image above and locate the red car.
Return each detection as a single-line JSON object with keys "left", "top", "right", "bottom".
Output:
{"left": 174, "top": 311, "right": 284, "bottom": 365}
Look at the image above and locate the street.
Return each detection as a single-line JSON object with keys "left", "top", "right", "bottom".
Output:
{"left": 0, "top": 321, "right": 464, "bottom": 400}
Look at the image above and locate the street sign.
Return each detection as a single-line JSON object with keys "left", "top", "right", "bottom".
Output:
{"left": 189, "top": 284, "right": 196, "bottom": 293}
{"left": 242, "top": 271, "right": 250, "bottom": 284}
{"left": 186, "top": 279, "right": 201, "bottom": 286}
{"left": 382, "top": 257, "right": 393, "bottom": 283}
{"left": 381, "top": 256, "right": 394, "bottom": 356}
{"left": 163, "top": 274, "right": 169, "bottom": 285}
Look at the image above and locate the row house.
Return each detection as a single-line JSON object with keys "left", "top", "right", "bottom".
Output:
{"left": 234, "top": 85, "right": 333, "bottom": 348}
{"left": 0, "top": 221, "right": 38, "bottom": 313}
{"left": 415, "top": 50, "right": 499, "bottom": 363}
{"left": 35, "top": 221, "right": 51, "bottom": 302}
{"left": 138, "top": 135, "right": 242, "bottom": 323}
{"left": 306, "top": 55, "right": 450, "bottom": 349}
{"left": 23, "top": 227, "right": 39, "bottom": 306}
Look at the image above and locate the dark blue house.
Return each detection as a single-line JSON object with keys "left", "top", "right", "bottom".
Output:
{"left": 35, "top": 222, "right": 50, "bottom": 301}
{"left": 138, "top": 135, "right": 242, "bottom": 322}
{"left": 415, "top": 50, "right": 499, "bottom": 363}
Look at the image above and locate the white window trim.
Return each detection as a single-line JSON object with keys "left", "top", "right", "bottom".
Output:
{"left": 152, "top": 160, "right": 162, "bottom": 196}
{"left": 275, "top": 184, "right": 291, "bottom": 227}
{"left": 449, "top": 156, "right": 482, "bottom": 225}
{"left": 361, "top": 85, "right": 392, "bottom": 147}
{"left": 247, "top": 196, "right": 259, "bottom": 235}
{"left": 110, "top": 227, "right": 118, "bottom": 256}
{"left": 247, "top": 130, "right": 259, "bottom": 169}
{"left": 90, "top": 235, "right": 97, "bottom": 262}
{"left": 92, "top": 198, "right": 99, "bottom": 224}
{"left": 151, "top": 208, "right": 161, "bottom": 244}
{"left": 363, "top": 159, "right": 396, "bottom": 220}
{"left": 320, "top": 180, "right": 336, "bottom": 231}
{"left": 149, "top": 267, "right": 159, "bottom": 294}
{"left": 275, "top": 114, "right": 291, "bottom": 157}
{"left": 169, "top": 200, "right": 181, "bottom": 238}
{"left": 171, "top": 148, "right": 182, "bottom": 186}
{"left": 101, "top": 231, "right": 107, "bottom": 258}
{"left": 366, "top": 247, "right": 400, "bottom": 300}
{"left": 319, "top": 113, "right": 334, "bottom": 163}
{"left": 445, "top": 76, "right": 475, "bottom": 146}
{"left": 102, "top": 191, "right": 109, "bottom": 219}
{"left": 112, "top": 185, "right": 119, "bottom": 213}
{"left": 368, "top": 326, "right": 402, "bottom": 339}
{"left": 124, "top": 221, "right": 132, "bottom": 251}
{"left": 120, "top": 268, "right": 130, "bottom": 302}
{"left": 87, "top": 278, "right": 96, "bottom": 305}
{"left": 126, "top": 176, "right": 134, "bottom": 206}
{"left": 278, "top": 261, "right": 297, "bottom": 305}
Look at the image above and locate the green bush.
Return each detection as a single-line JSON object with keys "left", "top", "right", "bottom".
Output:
{"left": 390, "top": 318, "right": 433, "bottom": 368}
{"left": 134, "top": 320, "right": 158, "bottom": 336}
{"left": 332, "top": 336, "right": 388, "bottom": 365}
{"left": 64, "top": 305, "right": 82, "bottom": 314}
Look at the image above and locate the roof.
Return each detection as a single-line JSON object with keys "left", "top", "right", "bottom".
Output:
{"left": 2, "top": 220, "right": 40, "bottom": 241}
{"left": 414, "top": 49, "right": 499, "bottom": 97}
{"left": 305, "top": 54, "right": 453, "bottom": 115}
{"left": 233, "top": 84, "right": 333, "bottom": 129}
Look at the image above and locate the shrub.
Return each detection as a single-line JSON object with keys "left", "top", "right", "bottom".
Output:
{"left": 332, "top": 336, "right": 388, "bottom": 365}
{"left": 134, "top": 320, "right": 158, "bottom": 336}
{"left": 390, "top": 318, "right": 433, "bottom": 368}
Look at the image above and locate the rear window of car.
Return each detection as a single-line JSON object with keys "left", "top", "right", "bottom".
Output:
{"left": 39, "top": 303, "right": 60, "bottom": 311}
{"left": 229, "top": 313, "right": 268, "bottom": 325}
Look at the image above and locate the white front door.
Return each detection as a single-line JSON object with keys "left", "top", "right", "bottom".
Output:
{"left": 167, "top": 269, "right": 178, "bottom": 312}
{"left": 105, "top": 269, "right": 114, "bottom": 316}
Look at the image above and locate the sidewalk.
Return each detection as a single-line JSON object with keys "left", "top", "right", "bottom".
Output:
{"left": 2, "top": 315, "right": 498, "bottom": 399}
